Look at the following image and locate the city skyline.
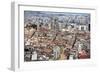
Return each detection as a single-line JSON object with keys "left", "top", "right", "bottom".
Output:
{"left": 24, "top": 11, "right": 90, "bottom": 25}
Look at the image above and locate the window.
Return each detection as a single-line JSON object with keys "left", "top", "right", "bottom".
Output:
{"left": 81, "top": 26, "right": 84, "bottom": 31}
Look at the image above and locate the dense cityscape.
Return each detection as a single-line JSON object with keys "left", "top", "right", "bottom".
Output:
{"left": 24, "top": 11, "right": 90, "bottom": 61}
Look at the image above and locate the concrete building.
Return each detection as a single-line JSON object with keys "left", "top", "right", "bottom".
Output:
{"left": 31, "top": 51, "right": 37, "bottom": 60}
{"left": 53, "top": 46, "right": 61, "bottom": 59}
{"left": 76, "top": 24, "right": 88, "bottom": 31}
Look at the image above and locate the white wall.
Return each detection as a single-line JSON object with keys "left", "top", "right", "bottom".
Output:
{"left": 0, "top": 0, "right": 100, "bottom": 73}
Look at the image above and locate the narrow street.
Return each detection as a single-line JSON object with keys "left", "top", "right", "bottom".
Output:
{"left": 60, "top": 49, "right": 66, "bottom": 60}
